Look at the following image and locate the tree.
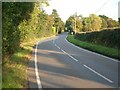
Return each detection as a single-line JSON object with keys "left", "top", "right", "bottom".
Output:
{"left": 107, "top": 18, "right": 115, "bottom": 28}
{"left": 65, "top": 16, "right": 75, "bottom": 32}
{"left": 82, "top": 14, "right": 102, "bottom": 32}
{"left": 89, "top": 14, "right": 102, "bottom": 31}
{"left": 82, "top": 17, "right": 92, "bottom": 31}
{"left": 99, "top": 15, "right": 109, "bottom": 21}
{"left": 52, "top": 9, "right": 59, "bottom": 18}
{"left": 52, "top": 9, "right": 64, "bottom": 34}
{"left": 2, "top": 2, "right": 57, "bottom": 60}
{"left": 75, "top": 16, "right": 83, "bottom": 32}
{"left": 99, "top": 17, "right": 108, "bottom": 29}
{"left": 2, "top": 2, "right": 34, "bottom": 58}
{"left": 65, "top": 14, "right": 83, "bottom": 33}
{"left": 99, "top": 15, "right": 119, "bottom": 28}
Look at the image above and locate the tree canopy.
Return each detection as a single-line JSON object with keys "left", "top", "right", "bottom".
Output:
{"left": 2, "top": 2, "right": 64, "bottom": 59}
{"left": 65, "top": 13, "right": 119, "bottom": 32}
{"left": 52, "top": 9, "right": 64, "bottom": 34}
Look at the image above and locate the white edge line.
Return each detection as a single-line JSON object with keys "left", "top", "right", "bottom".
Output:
{"left": 35, "top": 41, "right": 42, "bottom": 89}
{"left": 65, "top": 35, "right": 119, "bottom": 62}
{"left": 34, "top": 36, "right": 58, "bottom": 89}
{"left": 83, "top": 64, "right": 113, "bottom": 83}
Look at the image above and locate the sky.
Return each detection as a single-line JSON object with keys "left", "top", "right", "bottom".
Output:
{"left": 43, "top": 0, "right": 119, "bottom": 22}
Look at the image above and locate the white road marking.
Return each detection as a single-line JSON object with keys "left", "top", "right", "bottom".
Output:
{"left": 53, "top": 39, "right": 114, "bottom": 84}
{"left": 83, "top": 64, "right": 114, "bottom": 83}
{"left": 35, "top": 41, "right": 42, "bottom": 89}
{"left": 67, "top": 54, "right": 78, "bottom": 61}
{"left": 60, "top": 49, "right": 67, "bottom": 54}
{"left": 53, "top": 40, "right": 79, "bottom": 62}
{"left": 57, "top": 46, "right": 61, "bottom": 49}
{"left": 34, "top": 36, "right": 58, "bottom": 89}
{"left": 65, "top": 36, "right": 119, "bottom": 62}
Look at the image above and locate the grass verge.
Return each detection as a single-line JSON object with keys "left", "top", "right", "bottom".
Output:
{"left": 67, "top": 34, "right": 119, "bottom": 60}
{"left": 2, "top": 39, "right": 38, "bottom": 88}
{"left": 2, "top": 35, "right": 55, "bottom": 88}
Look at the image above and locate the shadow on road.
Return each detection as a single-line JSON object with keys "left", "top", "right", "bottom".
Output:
{"left": 28, "top": 37, "right": 118, "bottom": 88}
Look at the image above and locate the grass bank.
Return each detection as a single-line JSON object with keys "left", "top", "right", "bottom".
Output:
{"left": 2, "top": 38, "right": 39, "bottom": 88}
{"left": 67, "top": 34, "right": 119, "bottom": 60}
{"left": 2, "top": 35, "right": 55, "bottom": 88}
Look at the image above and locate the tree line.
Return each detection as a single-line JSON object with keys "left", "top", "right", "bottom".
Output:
{"left": 2, "top": 2, "right": 64, "bottom": 60}
{"left": 65, "top": 14, "right": 120, "bottom": 32}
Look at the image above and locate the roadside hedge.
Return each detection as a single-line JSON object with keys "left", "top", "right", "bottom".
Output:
{"left": 75, "top": 28, "right": 120, "bottom": 49}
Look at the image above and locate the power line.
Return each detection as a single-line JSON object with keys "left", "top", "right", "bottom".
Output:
{"left": 96, "top": 0, "right": 110, "bottom": 13}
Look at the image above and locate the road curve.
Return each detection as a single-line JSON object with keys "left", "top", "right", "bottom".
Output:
{"left": 28, "top": 32, "right": 119, "bottom": 88}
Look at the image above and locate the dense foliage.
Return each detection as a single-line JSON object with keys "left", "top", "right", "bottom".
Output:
{"left": 65, "top": 15, "right": 83, "bottom": 32}
{"left": 52, "top": 9, "right": 64, "bottom": 34}
{"left": 65, "top": 14, "right": 119, "bottom": 33}
{"left": 2, "top": 2, "right": 64, "bottom": 60}
{"left": 2, "top": 2, "right": 34, "bottom": 58}
{"left": 75, "top": 28, "right": 120, "bottom": 49}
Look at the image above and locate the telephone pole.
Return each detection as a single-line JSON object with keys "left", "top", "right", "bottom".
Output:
{"left": 74, "top": 12, "right": 77, "bottom": 34}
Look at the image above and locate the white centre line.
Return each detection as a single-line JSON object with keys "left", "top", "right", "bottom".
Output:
{"left": 60, "top": 49, "right": 67, "bottom": 54}
{"left": 53, "top": 39, "right": 114, "bottom": 84}
{"left": 54, "top": 40, "right": 78, "bottom": 62}
{"left": 83, "top": 64, "right": 114, "bottom": 83}
{"left": 57, "top": 46, "right": 61, "bottom": 49}
{"left": 35, "top": 41, "right": 42, "bottom": 89}
{"left": 67, "top": 54, "right": 78, "bottom": 62}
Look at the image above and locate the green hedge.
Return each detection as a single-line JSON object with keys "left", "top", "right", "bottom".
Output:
{"left": 75, "top": 28, "right": 120, "bottom": 49}
{"left": 67, "top": 35, "right": 119, "bottom": 60}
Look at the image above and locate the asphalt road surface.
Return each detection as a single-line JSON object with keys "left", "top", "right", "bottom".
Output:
{"left": 28, "top": 32, "right": 119, "bottom": 89}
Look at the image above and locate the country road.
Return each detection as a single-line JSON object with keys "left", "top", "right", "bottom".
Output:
{"left": 28, "top": 32, "right": 119, "bottom": 88}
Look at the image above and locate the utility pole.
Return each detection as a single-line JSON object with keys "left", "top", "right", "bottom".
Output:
{"left": 74, "top": 12, "right": 77, "bottom": 35}
{"left": 74, "top": 16, "right": 76, "bottom": 34}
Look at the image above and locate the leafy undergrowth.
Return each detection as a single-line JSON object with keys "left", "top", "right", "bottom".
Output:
{"left": 2, "top": 36, "right": 55, "bottom": 88}
{"left": 67, "top": 34, "right": 119, "bottom": 60}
